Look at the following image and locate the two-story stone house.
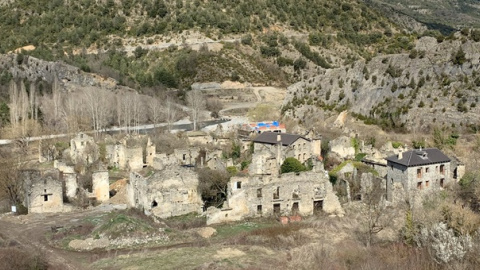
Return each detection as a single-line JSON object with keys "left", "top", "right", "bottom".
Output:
{"left": 249, "top": 132, "right": 321, "bottom": 175}
{"left": 385, "top": 148, "right": 451, "bottom": 203}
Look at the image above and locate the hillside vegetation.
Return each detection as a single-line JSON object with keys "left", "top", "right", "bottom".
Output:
{"left": 283, "top": 32, "right": 480, "bottom": 133}
{"left": 367, "top": 0, "right": 480, "bottom": 32}
{"left": 0, "top": 0, "right": 413, "bottom": 90}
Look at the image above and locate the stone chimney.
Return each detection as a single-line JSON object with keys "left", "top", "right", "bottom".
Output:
{"left": 277, "top": 134, "right": 281, "bottom": 142}
{"left": 398, "top": 151, "right": 403, "bottom": 160}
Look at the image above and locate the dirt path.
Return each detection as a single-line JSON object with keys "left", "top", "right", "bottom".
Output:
{"left": 0, "top": 210, "right": 208, "bottom": 269}
{"left": 219, "top": 86, "right": 286, "bottom": 115}
{"left": 0, "top": 211, "right": 95, "bottom": 270}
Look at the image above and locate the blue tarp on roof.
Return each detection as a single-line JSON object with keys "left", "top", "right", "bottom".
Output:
{"left": 256, "top": 121, "right": 279, "bottom": 128}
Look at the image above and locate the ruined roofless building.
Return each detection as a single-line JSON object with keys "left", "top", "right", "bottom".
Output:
{"left": 22, "top": 169, "right": 64, "bottom": 213}
{"left": 127, "top": 166, "right": 203, "bottom": 218}
{"left": 386, "top": 148, "right": 451, "bottom": 203}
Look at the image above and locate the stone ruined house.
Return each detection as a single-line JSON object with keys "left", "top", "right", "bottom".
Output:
{"left": 206, "top": 131, "right": 343, "bottom": 225}
{"left": 127, "top": 166, "right": 203, "bottom": 218}
{"left": 186, "top": 131, "right": 213, "bottom": 145}
{"left": 22, "top": 169, "right": 64, "bottom": 213}
{"left": 105, "top": 135, "right": 156, "bottom": 171}
{"left": 21, "top": 166, "right": 111, "bottom": 213}
{"left": 206, "top": 162, "right": 344, "bottom": 225}
{"left": 205, "top": 149, "right": 232, "bottom": 171}
{"left": 70, "top": 133, "right": 98, "bottom": 164}
{"left": 249, "top": 132, "right": 322, "bottom": 175}
{"left": 54, "top": 160, "right": 78, "bottom": 200}
{"left": 386, "top": 148, "right": 451, "bottom": 204}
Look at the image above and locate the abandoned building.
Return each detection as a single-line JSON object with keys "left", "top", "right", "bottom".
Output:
{"left": 250, "top": 132, "right": 321, "bottom": 175}
{"left": 105, "top": 135, "right": 155, "bottom": 171}
{"left": 22, "top": 169, "right": 64, "bottom": 213}
{"left": 70, "top": 133, "right": 98, "bottom": 164}
{"left": 127, "top": 166, "right": 203, "bottom": 218}
{"left": 386, "top": 148, "right": 451, "bottom": 203}
{"left": 186, "top": 131, "right": 212, "bottom": 145}
{"left": 206, "top": 164, "right": 344, "bottom": 225}
{"left": 206, "top": 129, "right": 342, "bottom": 225}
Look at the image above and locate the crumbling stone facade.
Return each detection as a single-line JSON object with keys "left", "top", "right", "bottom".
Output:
{"left": 329, "top": 136, "right": 356, "bottom": 160}
{"left": 207, "top": 165, "right": 344, "bottom": 225}
{"left": 186, "top": 131, "right": 213, "bottom": 145}
{"left": 105, "top": 135, "right": 155, "bottom": 171}
{"left": 70, "top": 133, "right": 98, "bottom": 164}
{"left": 127, "top": 166, "right": 203, "bottom": 218}
{"left": 92, "top": 171, "right": 109, "bottom": 202}
{"left": 22, "top": 169, "right": 64, "bottom": 213}
{"left": 53, "top": 160, "right": 77, "bottom": 200}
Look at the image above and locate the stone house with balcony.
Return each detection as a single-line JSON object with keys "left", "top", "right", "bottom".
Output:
{"left": 386, "top": 148, "right": 451, "bottom": 204}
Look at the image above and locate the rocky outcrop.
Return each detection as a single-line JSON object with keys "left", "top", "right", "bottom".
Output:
{"left": 284, "top": 36, "right": 480, "bottom": 131}
{"left": 0, "top": 53, "right": 134, "bottom": 93}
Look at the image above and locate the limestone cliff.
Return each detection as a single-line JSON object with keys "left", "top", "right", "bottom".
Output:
{"left": 283, "top": 36, "right": 480, "bottom": 132}
{"left": 0, "top": 53, "right": 131, "bottom": 93}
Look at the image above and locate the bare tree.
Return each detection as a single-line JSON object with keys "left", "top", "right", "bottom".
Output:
{"left": 148, "top": 96, "right": 163, "bottom": 129}
{"left": 131, "top": 93, "right": 145, "bottom": 134}
{"left": 83, "top": 87, "right": 112, "bottom": 133}
{"left": 206, "top": 98, "right": 223, "bottom": 118}
{"left": 116, "top": 92, "right": 132, "bottom": 133}
{"left": 186, "top": 90, "right": 205, "bottom": 131}
{"left": 0, "top": 154, "right": 21, "bottom": 206}
{"left": 361, "top": 177, "right": 387, "bottom": 247}
{"left": 165, "top": 95, "right": 178, "bottom": 132}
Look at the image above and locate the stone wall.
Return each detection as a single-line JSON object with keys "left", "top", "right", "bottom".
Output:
{"left": 125, "top": 147, "right": 143, "bottom": 171}
{"left": 70, "top": 133, "right": 98, "bottom": 164}
{"left": 64, "top": 173, "right": 78, "bottom": 200}
{"left": 174, "top": 148, "right": 199, "bottom": 166}
{"left": 207, "top": 170, "right": 344, "bottom": 225}
{"left": 145, "top": 137, "right": 156, "bottom": 167}
{"left": 106, "top": 143, "right": 126, "bottom": 169}
{"left": 105, "top": 142, "right": 143, "bottom": 171}
{"left": 22, "top": 169, "right": 64, "bottom": 213}
{"left": 92, "top": 171, "right": 109, "bottom": 202}
{"left": 127, "top": 166, "right": 203, "bottom": 218}
{"left": 329, "top": 136, "right": 355, "bottom": 160}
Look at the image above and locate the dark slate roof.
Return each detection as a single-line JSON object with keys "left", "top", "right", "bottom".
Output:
{"left": 253, "top": 132, "right": 309, "bottom": 146}
{"left": 386, "top": 148, "right": 451, "bottom": 167}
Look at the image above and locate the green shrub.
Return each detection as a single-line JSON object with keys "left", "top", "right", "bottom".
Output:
{"left": 392, "top": 141, "right": 402, "bottom": 149}
{"left": 281, "top": 157, "right": 306, "bottom": 174}
{"left": 227, "top": 166, "right": 238, "bottom": 175}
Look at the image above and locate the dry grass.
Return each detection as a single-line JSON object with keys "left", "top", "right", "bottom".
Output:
{"left": 0, "top": 247, "right": 48, "bottom": 270}
{"left": 289, "top": 241, "right": 440, "bottom": 270}
{"left": 164, "top": 213, "right": 207, "bottom": 230}
{"left": 226, "top": 223, "right": 309, "bottom": 249}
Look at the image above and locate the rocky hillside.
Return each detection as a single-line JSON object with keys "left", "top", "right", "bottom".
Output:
{"left": 0, "top": 0, "right": 408, "bottom": 91}
{"left": 366, "top": 0, "right": 480, "bottom": 32}
{"left": 283, "top": 34, "right": 480, "bottom": 132}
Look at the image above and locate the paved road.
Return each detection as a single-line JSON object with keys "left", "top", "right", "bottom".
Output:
{"left": 0, "top": 118, "right": 230, "bottom": 145}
